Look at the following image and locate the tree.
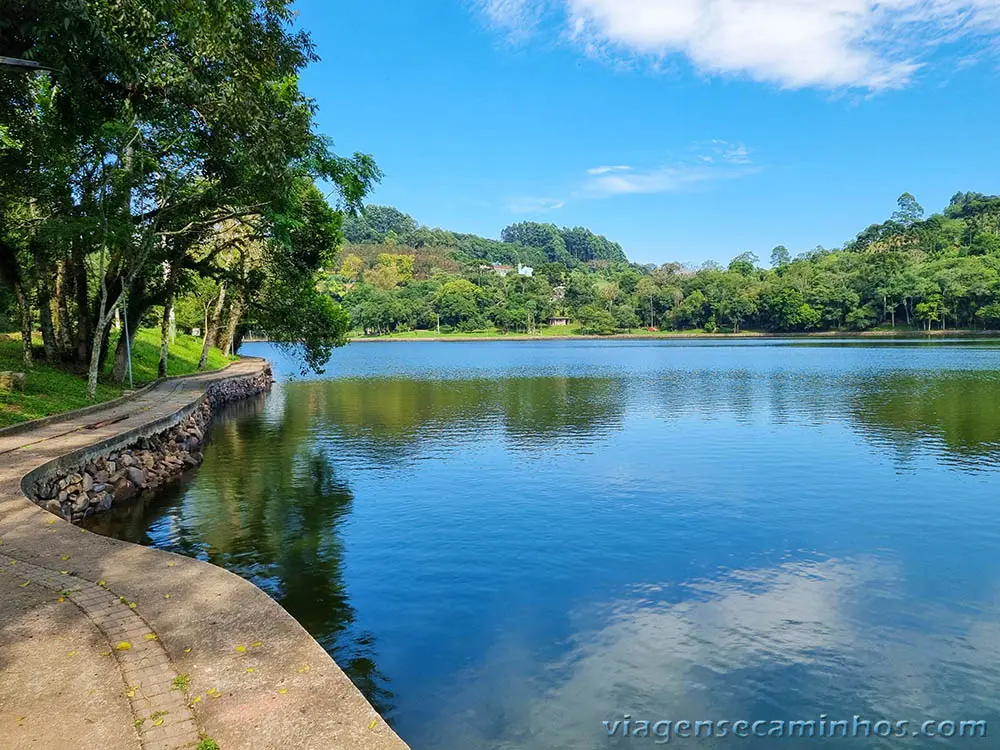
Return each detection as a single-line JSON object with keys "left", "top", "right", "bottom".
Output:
{"left": 577, "top": 305, "right": 617, "bottom": 335}
{"left": 770, "top": 245, "right": 791, "bottom": 268}
{"left": 0, "top": 0, "right": 380, "bottom": 396}
{"left": 340, "top": 254, "right": 364, "bottom": 282}
{"left": 892, "top": 193, "right": 925, "bottom": 227}
{"left": 728, "top": 252, "right": 759, "bottom": 276}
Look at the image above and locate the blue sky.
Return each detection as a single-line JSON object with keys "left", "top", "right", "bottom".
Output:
{"left": 296, "top": 0, "right": 1000, "bottom": 266}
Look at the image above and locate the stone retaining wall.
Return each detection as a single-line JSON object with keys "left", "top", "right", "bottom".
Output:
{"left": 29, "top": 365, "right": 273, "bottom": 523}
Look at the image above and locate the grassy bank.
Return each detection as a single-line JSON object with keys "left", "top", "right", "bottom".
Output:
{"left": 0, "top": 329, "right": 233, "bottom": 428}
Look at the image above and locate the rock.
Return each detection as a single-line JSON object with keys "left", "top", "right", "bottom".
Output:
{"left": 94, "top": 469, "right": 110, "bottom": 483}
{"left": 120, "top": 454, "right": 134, "bottom": 467}
{"left": 71, "top": 494, "right": 89, "bottom": 513}
{"left": 125, "top": 466, "right": 146, "bottom": 487}
{"left": 96, "top": 493, "right": 113, "bottom": 512}
{"left": 58, "top": 490, "right": 68, "bottom": 504}
{"left": 45, "top": 499, "right": 62, "bottom": 514}
{"left": 107, "top": 461, "right": 116, "bottom": 473}
{"left": 81, "top": 473, "right": 94, "bottom": 492}
{"left": 67, "top": 473, "right": 83, "bottom": 485}
{"left": 0, "top": 371, "right": 26, "bottom": 392}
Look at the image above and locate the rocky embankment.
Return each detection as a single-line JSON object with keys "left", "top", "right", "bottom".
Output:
{"left": 30, "top": 367, "right": 272, "bottom": 523}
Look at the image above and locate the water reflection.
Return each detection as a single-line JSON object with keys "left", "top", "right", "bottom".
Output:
{"left": 87, "top": 341, "right": 1000, "bottom": 749}
{"left": 86, "top": 395, "right": 395, "bottom": 717}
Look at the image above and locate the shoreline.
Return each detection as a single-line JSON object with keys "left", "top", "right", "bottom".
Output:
{"left": 340, "top": 329, "right": 1000, "bottom": 343}
{"left": 0, "top": 360, "right": 408, "bottom": 750}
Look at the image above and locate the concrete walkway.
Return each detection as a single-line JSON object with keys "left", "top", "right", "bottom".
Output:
{"left": 0, "top": 361, "right": 408, "bottom": 750}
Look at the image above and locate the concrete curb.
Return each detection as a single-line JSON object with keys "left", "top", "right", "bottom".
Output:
{"left": 0, "top": 360, "right": 409, "bottom": 750}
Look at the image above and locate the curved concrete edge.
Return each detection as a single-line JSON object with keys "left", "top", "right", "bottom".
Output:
{"left": 0, "top": 358, "right": 249, "bottom": 440}
{"left": 0, "top": 360, "right": 409, "bottom": 750}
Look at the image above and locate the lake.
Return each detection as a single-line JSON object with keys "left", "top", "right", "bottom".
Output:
{"left": 86, "top": 339, "right": 1000, "bottom": 748}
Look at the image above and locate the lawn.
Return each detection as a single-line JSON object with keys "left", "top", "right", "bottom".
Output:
{"left": 0, "top": 329, "right": 233, "bottom": 428}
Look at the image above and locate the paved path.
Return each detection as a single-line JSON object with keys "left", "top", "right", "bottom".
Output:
{"left": 0, "top": 361, "right": 408, "bottom": 750}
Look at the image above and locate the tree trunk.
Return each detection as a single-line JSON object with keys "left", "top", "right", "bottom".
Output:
{"left": 218, "top": 292, "right": 243, "bottom": 357}
{"left": 158, "top": 291, "right": 173, "bottom": 378}
{"left": 111, "top": 301, "right": 141, "bottom": 383}
{"left": 72, "top": 246, "right": 91, "bottom": 366}
{"left": 13, "top": 280, "right": 33, "bottom": 368}
{"left": 55, "top": 260, "right": 73, "bottom": 355}
{"left": 199, "top": 284, "right": 226, "bottom": 370}
{"left": 37, "top": 278, "right": 59, "bottom": 361}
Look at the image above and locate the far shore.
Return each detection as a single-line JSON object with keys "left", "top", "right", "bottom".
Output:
{"left": 246, "top": 329, "right": 1000, "bottom": 345}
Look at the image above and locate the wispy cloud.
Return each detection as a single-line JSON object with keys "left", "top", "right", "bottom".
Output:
{"left": 477, "top": 0, "right": 543, "bottom": 38}
{"left": 508, "top": 196, "right": 567, "bottom": 214}
{"left": 586, "top": 164, "right": 633, "bottom": 175}
{"left": 508, "top": 141, "right": 758, "bottom": 209}
{"left": 478, "top": 0, "right": 1000, "bottom": 90}
{"left": 581, "top": 163, "right": 755, "bottom": 197}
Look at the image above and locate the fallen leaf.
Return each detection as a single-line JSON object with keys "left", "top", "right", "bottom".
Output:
{"left": 60, "top": 555, "right": 70, "bottom": 561}
{"left": 277, "top": 688, "right": 288, "bottom": 695}
{"left": 246, "top": 667, "right": 254, "bottom": 673}
{"left": 144, "top": 634, "right": 157, "bottom": 641}
{"left": 116, "top": 641, "right": 132, "bottom": 651}
{"left": 250, "top": 641, "right": 263, "bottom": 648}
{"left": 61, "top": 570, "right": 68, "bottom": 575}
{"left": 183, "top": 647, "right": 192, "bottom": 654}
{"left": 46, "top": 519, "right": 56, "bottom": 525}
{"left": 189, "top": 696, "right": 202, "bottom": 705}
{"left": 19, "top": 580, "right": 30, "bottom": 588}
{"left": 67, "top": 650, "right": 78, "bottom": 657}
{"left": 163, "top": 593, "right": 171, "bottom": 599}
{"left": 152, "top": 718, "right": 163, "bottom": 727}
{"left": 369, "top": 719, "right": 377, "bottom": 730}
{"left": 128, "top": 602, "right": 137, "bottom": 609}
{"left": 125, "top": 687, "right": 137, "bottom": 698}
{"left": 57, "top": 597, "right": 65, "bottom": 603}
{"left": 297, "top": 665, "right": 310, "bottom": 673}
{"left": 167, "top": 562, "right": 177, "bottom": 567}
{"left": 234, "top": 645, "right": 246, "bottom": 653}
{"left": 98, "top": 580, "right": 106, "bottom": 587}
{"left": 100, "top": 651, "right": 111, "bottom": 657}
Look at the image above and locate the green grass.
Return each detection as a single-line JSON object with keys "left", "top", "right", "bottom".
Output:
{"left": 0, "top": 329, "right": 233, "bottom": 428}
{"left": 106, "top": 328, "right": 232, "bottom": 382}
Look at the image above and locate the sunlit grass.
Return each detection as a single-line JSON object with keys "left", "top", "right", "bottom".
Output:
{"left": 0, "top": 329, "right": 233, "bottom": 428}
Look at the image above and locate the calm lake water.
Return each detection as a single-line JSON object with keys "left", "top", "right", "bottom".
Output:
{"left": 87, "top": 339, "right": 1000, "bottom": 748}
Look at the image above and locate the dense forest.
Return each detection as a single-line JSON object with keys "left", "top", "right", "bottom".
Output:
{"left": 325, "top": 191, "right": 1000, "bottom": 336}
{"left": 0, "top": 0, "right": 378, "bottom": 395}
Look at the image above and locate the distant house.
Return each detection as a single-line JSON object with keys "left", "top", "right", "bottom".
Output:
{"left": 517, "top": 264, "right": 533, "bottom": 277}
{"left": 491, "top": 263, "right": 515, "bottom": 277}
{"left": 549, "top": 316, "right": 571, "bottom": 326}
{"left": 552, "top": 285, "right": 566, "bottom": 301}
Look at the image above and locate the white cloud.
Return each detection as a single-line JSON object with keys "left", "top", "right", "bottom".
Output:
{"left": 481, "top": 0, "right": 1000, "bottom": 89}
{"left": 508, "top": 196, "right": 566, "bottom": 214}
{"left": 506, "top": 142, "right": 756, "bottom": 209}
{"left": 582, "top": 165, "right": 734, "bottom": 196}
{"left": 477, "top": 0, "right": 543, "bottom": 35}
{"left": 581, "top": 141, "right": 756, "bottom": 196}
{"left": 586, "top": 164, "right": 633, "bottom": 175}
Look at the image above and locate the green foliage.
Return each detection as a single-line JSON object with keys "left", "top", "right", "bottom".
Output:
{"left": 0, "top": 329, "right": 229, "bottom": 426}
{"left": 332, "top": 191, "right": 1000, "bottom": 339}
{"left": 577, "top": 305, "right": 617, "bottom": 335}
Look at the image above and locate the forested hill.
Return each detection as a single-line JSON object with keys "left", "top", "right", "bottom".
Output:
{"left": 343, "top": 207, "right": 629, "bottom": 266}
{"left": 332, "top": 192, "right": 1000, "bottom": 337}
